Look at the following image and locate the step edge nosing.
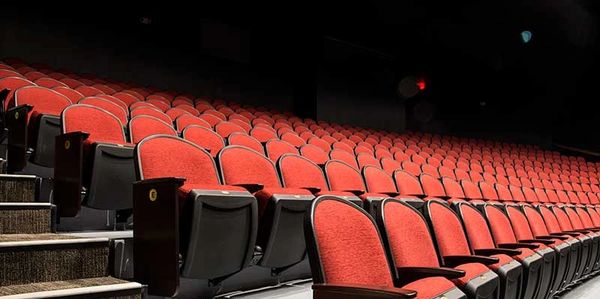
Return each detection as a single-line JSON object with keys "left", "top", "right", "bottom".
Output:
{"left": 0, "top": 282, "right": 142, "bottom": 299}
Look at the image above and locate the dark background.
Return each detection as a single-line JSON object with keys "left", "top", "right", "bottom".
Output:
{"left": 1, "top": 2, "right": 599, "bottom": 151}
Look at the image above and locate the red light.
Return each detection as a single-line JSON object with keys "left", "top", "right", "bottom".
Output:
{"left": 416, "top": 79, "right": 426, "bottom": 91}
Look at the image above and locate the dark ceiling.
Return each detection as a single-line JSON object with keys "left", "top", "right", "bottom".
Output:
{"left": 3, "top": 2, "right": 600, "bottom": 150}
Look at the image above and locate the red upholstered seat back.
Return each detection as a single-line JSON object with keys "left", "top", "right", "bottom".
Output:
{"left": 551, "top": 207, "right": 575, "bottom": 231}
{"left": 175, "top": 114, "right": 211, "bottom": 132}
{"left": 53, "top": 86, "right": 84, "bottom": 103}
{"left": 79, "top": 97, "right": 128, "bottom": 125}
{"left": 113, "top": 92, "right": 141, "bottom": 106}
{"left": 505, "top": 205, "right": 535, "bottom": 240}
{"left": 329, "top": 149, "right": 358, "bottom": 170}
{"left": 215, "top": 121, "right": 246, "bottom": 138}
{"left": 357, "top": 153, "right": 380, "bottom": 169}
{"left": 35, "top": 77, "right": 67, "bottom": 88}
{"left": 62, "top": 104, "right": 126, "bottom": 144}
{"left": 131, "top": 107, "right": 173, "bottom": 125}
{"left": 299, "top": 144, "right": 328, "bottom": 165}
{"left": 265, "top": 139, "right": 298, "bottom": 162}
{"left": 538, "top": 206, "right": 563, "bottom": 234}
{"left": 219, "top": 145, "right": 281, "bottom": 188}
{"left": 522, "top": 205, "right": 550, "bottom": 236}
{"left": 381, "top": 157, "right": 401, "bottom": 175}
{"left": 426, "top": 200, "right": 472, "bottom": 256}
{"left": 393, "top": 170, "right": 424, "bottom": 196}
{"left": 14, "top": 86, "right": 71, "bottom": 119}
{"left": 311, "top": 198, "right": 395, "bottom": 286}
{"left": 564, "top": 208, "right": 585, "bottom": 229}
{"left": 484, "top": 205, "right": 518, "bottom": 244}
{"left": 182, "top": 125, "right": 225, "bottom": 157}
{"left": 75, "top": 85, "right": 104, "bottom": 97}
{"left": 324, "top": 160, "right": 366, "bottom": 192}
{"left": 228, "top": 133, "right": 265, "bottom": 154}
{"left": 478, "top": 181, "right": 499, "bottom": 201}
{"left": 576, "top": 207, "right": 594, "bottom": 229}
{"left": 137, "top": 135, "right": 221, "bottom": 186}
{"left": 250, "top": 127, "right": 277, "bottom": 143}
{"left": 420, "top": 174, "right": 446, "bottom": 198}
{"left": 0, "top": 76, "right": 36, "bottom": 108}
{"left": 129, "top": 116, "right": 177, "bottom": 144}
{"left": 461, "top": 180, "right": 483, "bottom": 200}
{"left": 441, "top": 177, "right": 465, "bottom": 198}
{"left": 278, "top": 154, "right": 329, "bottom": 191}
{"left": 457, "top": 203, "right": 497, "bottom": 249}
{"left": 363, "top": 166, "right": 398, "bottom": 194}
{"left": 382, "top": 200, "right": 441, "bottom": 268}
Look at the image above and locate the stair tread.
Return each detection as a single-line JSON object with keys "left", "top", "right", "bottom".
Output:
{"left": 0, "top": 234, "right": 107, "bottom": 243}
{"left": 0, "top": 276, "right": 140, "bottom": 296}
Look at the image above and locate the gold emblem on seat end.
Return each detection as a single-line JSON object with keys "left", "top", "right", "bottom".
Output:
{"left": 65, "top": 140, "right": 71, "bottom": 150}
{"left": 149, "top": 189, "right": 158, "bottom": 201}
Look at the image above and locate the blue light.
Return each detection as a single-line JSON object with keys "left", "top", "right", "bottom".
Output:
{"left": 521, "top": 30, "right": 532, "bottom": 43}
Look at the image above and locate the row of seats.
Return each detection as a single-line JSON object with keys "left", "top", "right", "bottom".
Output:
{"left": 3, "top": 58, "right": 600, "bottom": 298}
{"left": 306, "top": 193, "right": 600, "bottom": 299}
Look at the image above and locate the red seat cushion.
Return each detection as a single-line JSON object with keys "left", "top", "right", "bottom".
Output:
{"left": 178, "top": 184, "right": 246, "bottom": 199}
{"left": 514, "top": 247, "right": 537, "bottom": 261}
{"left": 401, "top": 276, "right": 457, "bottom": 299}
{"left": 254, "top": 187, "right": 313, "bottom": 216}
{"left": 452, "top": 262, "right": 490, "bottom": 286}
{"left": 316, "top": 190, "right": 357, "bottom": 198}
{"left": 488, "top": 254, "right": 514, "bottom": 271}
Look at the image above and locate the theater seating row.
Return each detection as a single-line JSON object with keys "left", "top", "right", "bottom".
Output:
{"left": 2, "top": 58, "right": 600, "bottom": 298}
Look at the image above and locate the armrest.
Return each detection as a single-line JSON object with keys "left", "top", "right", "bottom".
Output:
{"left": 7, "top": 104, "right": 32, "bottom": 115}
{"left": 53, "top": 131, "right": 90, "bottom": 217}
{"left": 443, "top": 255, "right": 499, "bottom": 267}
{"left": 396, "top": 267, "right": 465, "bottom": 286}
{"left": 551, "top": 232, "right": 580, "bottom": 237}
{"left": 6, "top": 104, "right": 33, "bottom": 173}
{"left": 342, "top": 189, "right": 366, "bottom": 196}
{"left": 312, "top": 283, "right": 416, "bottom": 299}
{"left": 61, "top": 131, "right": 91, "bottom": 140}
{"left": 0, "top": 88, "right": 9, "bottom": 113}
{"left": 498, "top": 242, "right": 540, "bottom": 249}
{"left": 133, "top": 176, "right": 184, "bottom": 296}
{"left": 381, "top": 191, "right": 400, "bottom": 197}
{"left": 567, "top": 229, "right": 593, "bottom": 234}
{"left": 474, "top": 248, "right": 522, "bottom": 257}
{"left": 136, "top": 177, "right": 186, "bottom": 186}
{"left": 233, "top": 183, "right": 264, "bottom": 193}
{"left": 300, "top": 186, "right": 321, "bottom": 193}
{"left": 586, "top": 228, "right": 600, "bottom": 232}
{"left": 519, "top": 239, "right": 554, "bottom": 245}
{"left": 537, "top": 235, "right": 568, "bottom": 241}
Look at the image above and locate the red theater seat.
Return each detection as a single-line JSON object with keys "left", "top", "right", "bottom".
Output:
{"left": 219, "top": 146, "right": 313, "bottom": 270}
{"left": 6, "top": 86, "right": 72, "bottom": 171}
{"left": 182, "top": 125, "right": 225, "bottom": 157}
{"left": 54, "top": 104, "right": 135, "bottom": 216}
{"left": 133, "top": 135, "right": 257, "bottom": 295}
{"left": 129, "top": 115, "right": 177, "bottom": 144}
{"left": 306, "top": 196, "right": 466, "bottom": 299}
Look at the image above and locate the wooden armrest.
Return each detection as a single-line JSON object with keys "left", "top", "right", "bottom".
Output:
{"left": 233, "top": 183, "right": 264, "bottom": 193}
{"left": 498, "top": 242, "right": 540, "bottom": 249}
{"left": 474, "top": 248, "right": 522, "bottom": 257}
{"left": 444, "top": 255, "right": 499, "bottom": 267}
{"left": 396, "top": 266, "right": 465, "bottom": 286}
